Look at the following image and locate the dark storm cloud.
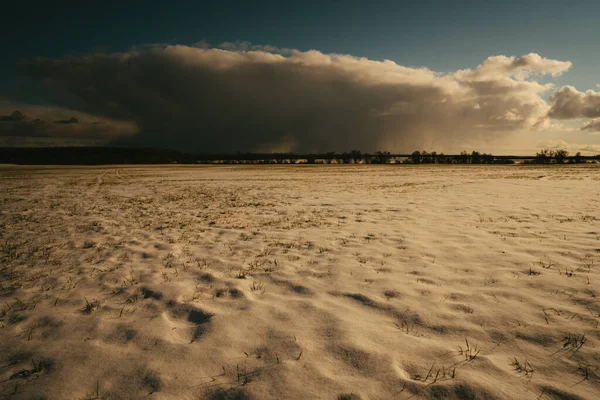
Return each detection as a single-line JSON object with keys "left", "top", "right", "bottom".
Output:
{"left": 0, "top": 110, "right": 26, "bottom": 122}
{"left": 0, "top": 104, "right": 137, "bottom": 143}
{"left": 54, "top": 117, "right": 79, "bottom": 124}
{"left": 13, "top": 47, "right": 577, "bottom": 152}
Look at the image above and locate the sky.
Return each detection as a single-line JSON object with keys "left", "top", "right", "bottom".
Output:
{"left": 1, "top": 1, "right": 599, "bottom": 154}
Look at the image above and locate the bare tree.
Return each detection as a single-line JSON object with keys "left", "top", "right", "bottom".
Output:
{"left": 554, "top": 149, "right": 569, "bottom": 164}
{"left": 350, "top": 150, "right": 362, "bottom": 164}
{"left": 373, "top": 151, "right": 392, "bottom": 164}
{"left": 535, "top": 149, "right": 552, "bottom": 164}
{"left": 411, "top": 150, "right": 422, "bottom": 164}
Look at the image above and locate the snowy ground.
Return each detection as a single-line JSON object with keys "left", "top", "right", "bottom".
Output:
{"left": 1, "top": 164, "right": 599, "bottom": 400}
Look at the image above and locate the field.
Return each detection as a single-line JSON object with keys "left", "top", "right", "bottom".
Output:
{"left": 1, "top": 164, "right": 599, "bottom": 400}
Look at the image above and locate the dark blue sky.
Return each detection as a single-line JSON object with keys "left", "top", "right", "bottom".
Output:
{"left": 2, "top": 0, "right": 599, "bottom": 93}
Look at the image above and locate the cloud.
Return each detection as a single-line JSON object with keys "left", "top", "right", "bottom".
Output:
{"left": 581, "top": 119, "right": 600, "bottom": 132}
{"left": 536, "top": 139, "right": 600, "bottom": 154}
{"left": 54, "top": 117, "right": 79, "bottom": 124}
{"left": 0, "top": 102, "right": 138, "bottom": 145}
{"left": 548, "top": 86, "right": 600, "bottom": 119}
{"left": 0, "top": 110, "right": 26, "bottom": 122}
{"left": 215, "top": 41, "right": 296, "bottom": 56}
{"left": 467, "top": 53, "right": 571, "bottom": 80}
{"left": 13, "top": 46, "right": 580, "bottom": 152}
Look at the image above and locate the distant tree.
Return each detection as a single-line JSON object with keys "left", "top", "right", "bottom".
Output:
{"left": 481, "top": 153, "right": 493, "bottom": 164}
{"left": 574, "top": 151, "right": 583, "bottom": 164}
{"left": 350, "top": 150, "right": 362, "bottom": 164}
{"left": 459, "top": 151, "right": 469, "bottom": 164}
{"left": 373, "top": 151, "right": 391, "bottom": 164}
{"left": 411, "top": 150, "right": 422, "bottom": 164}
{"left": 535, "top": 149, "right": 552, "bottom": 164}
{"left": 554, "top": 149, "right": 569, "bottom": 164}
{"left": 471, "top": 151, "right": 481, "bottom": 164}
{"left": 340, "top": 152, "right": 352, "bottom": 164}
{"left": 421, "top": 151, "right": 432, "bottom": 164}
{"left": 325, "top": 151, "right": 336, "bottom": 164}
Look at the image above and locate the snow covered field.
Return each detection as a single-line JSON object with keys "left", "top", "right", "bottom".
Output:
{"left": 1, "top": 164, "right": 599, "bottom": 399}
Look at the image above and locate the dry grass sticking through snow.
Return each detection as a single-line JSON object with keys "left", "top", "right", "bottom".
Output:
{"left": 0, "top": 164, "right": 599, "bottom": 399}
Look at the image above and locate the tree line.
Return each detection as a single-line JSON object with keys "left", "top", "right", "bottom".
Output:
{"left": 1, "top": 147, "right": 597, "bottom": 165}
{"left": 199, "top": 149, "right": 596, "bottom": 164}
{"left": 529, "top": 149, "right": 586, "bottom": 164}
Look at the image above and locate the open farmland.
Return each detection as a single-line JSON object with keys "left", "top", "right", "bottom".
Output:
{"left": 1, "top": 164, "right": 599, "bottom": 399}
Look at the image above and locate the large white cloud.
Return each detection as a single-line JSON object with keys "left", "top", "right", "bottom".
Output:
{"left": 462, "top": 53, "right": 572, "bottom": 80}
{"left": 7, "top": 46, "right": 583, "bottom": 152}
